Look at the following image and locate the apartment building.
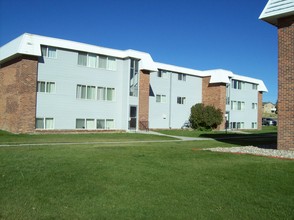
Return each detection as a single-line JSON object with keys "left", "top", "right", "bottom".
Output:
{"left": 0, "top": 33, "right": 267, "bottom": 133}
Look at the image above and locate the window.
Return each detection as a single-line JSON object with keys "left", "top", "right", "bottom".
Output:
{"left": 107, "top": 88, "right": 115, "bottom": 101}
{"left": 232, "top": 80, "right": 245, "bottom": 90}
{"left": 76, "top": 118, "right": 95, "bottom": 129}
{"left": 97, "top": 119, "right": 105, "bottom": 129}
{"left": 77, "top": 52, "right": 116, "bottom": 70}
{"left": 97, "top": 87, "right": 106, "bottom": 100}
{"left": 130, "top": 59, "right": 139, "bottom": 96}
{"left": 87, "top": 86, "right": 96, "bottom": 100}
{"left": 231, "top": 101, "right": 245, "bottom": 110}
{"left": 37, "top": 81, "right": 55, "bottom": 93}
{"left": 76, "top": 85, "right": 87, "bottom": 99}
{"left": 156, "top": 94, "right": 166, "bottom": 103}
{"left": 252, "top": 103, "right": 257, "bottom": 109}
{"left": 252, "top": 122, "right": 257, "bottom": 129}
{"left": 36, "top": 118, "right": 44, "bottom": 129}
{"left": 37, "top": 81, "right": 46, "bottom": 92}
{"left": 76, "top": 85, "right": 115, "bottom": 101}
{"left": 41, "top": 46, "right": 57, "bottom": 58}
{"left": 106, "top": 119, "right": 115, "bottom": 129}
{"left": 99, "top": 56, "right": 107, "bottom": 69}
{"left": 178, "top": 73, "right": 186, "bottom": 81}
{"left": 78, "top": 52, "right": 87, "bottom": 66}
{"left": 88, "top": 53, "right": 97, "bottom": 68}
{"left": 36, "top": 118, "right": 54, "bottom": 129}
{"left": 76, "top": 119, "right": 114, "bottom": 130}
{"left": 158, "top": 70, "right": 168, "bottom": 78}
{"left": 231, "top": 122, "right": 244, "bottom": 129}
{"left": 86, "top": 119, "right": 95, "bottom": 129}
{"left": 107, "top": 57, "right": 117, "bottom": 71}
{"left": 76, "top": 119, "right": 85, "bottom": 129}
{"left": 177, "top": 97, "right": 186, "bottom": 104}
{"left": 252, "top": 84, "right": 258, "bottom": 90}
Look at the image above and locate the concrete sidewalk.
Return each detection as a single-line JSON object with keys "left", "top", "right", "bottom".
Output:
{"left": 128, "top": 130, "right": 213, "bottom": 141}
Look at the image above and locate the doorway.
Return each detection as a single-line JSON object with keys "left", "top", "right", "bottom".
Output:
{"left": 129, "top": 106, "right": 137, "bottom": 130}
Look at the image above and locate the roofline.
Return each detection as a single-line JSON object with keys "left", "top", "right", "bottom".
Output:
{"left": 0, "top": 33, "right": 268, "bottom": 92}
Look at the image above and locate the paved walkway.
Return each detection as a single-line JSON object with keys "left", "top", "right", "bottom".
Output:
{"left": 128, "top": 130, "right": 213, "bottom": 141}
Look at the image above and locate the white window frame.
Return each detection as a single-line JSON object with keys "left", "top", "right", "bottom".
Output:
{"left": 41, "top": 46, "right": 57, "bottom": 59}
{"left": 177, "top": 97, "right": 186, "bottom": 104}
{"left": 37, "top": 81, "right": 56, "bottom": 93}
{"left": 178, "top": 73, "right": 186, "bottom": 81}
{"left": 77, "top": 52, "right": 117, "bottom": 71}
{"left": 156, "top": 94, "right": 167, "bottom": 103}
{"left": 36, "top": 117, "right": 54, "bottom": 129}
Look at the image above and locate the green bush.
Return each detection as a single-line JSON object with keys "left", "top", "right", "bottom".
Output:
{"left": 189, "top": 103, "right": 223, "bottom": 130}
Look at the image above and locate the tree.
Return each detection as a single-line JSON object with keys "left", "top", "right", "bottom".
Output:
{"left": 189, "top": 103, "right": 223, "bottom": 130}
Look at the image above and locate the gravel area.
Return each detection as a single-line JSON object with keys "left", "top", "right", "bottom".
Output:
{"left": 206, "top": 146, "right": 294, "bottom": 159}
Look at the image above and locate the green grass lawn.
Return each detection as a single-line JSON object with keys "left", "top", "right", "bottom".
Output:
{"left": 0, "top": 130, "right": 292, "bottom": 219}
{"left": 155, "top": 126, "right": 277, "bottom": 137}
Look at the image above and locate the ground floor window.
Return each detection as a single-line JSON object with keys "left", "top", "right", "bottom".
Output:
{"left": 252, "top": 122, "right": 257, "bottom": 129}
{"left": 76, "top": 118, "right": 115, "bottom": 130}
{"left": 36, "top": 118, "right": 54, "bottom": 129}
{"left": 230, "top": 122, "right": 244, "bottom": 129}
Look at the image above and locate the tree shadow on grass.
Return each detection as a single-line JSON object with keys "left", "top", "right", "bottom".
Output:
{"left": 199, "top": 132, "right": 277, "bottom": 149}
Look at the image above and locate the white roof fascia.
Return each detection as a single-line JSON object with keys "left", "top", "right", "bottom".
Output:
{"left": 126, "top": 49, "right": 158, "bottom": 72}
{"left": 155, "top": 62, "right": 205, "bottom": 77}
{"left": 232, "top": 74, "right": 268, "bottom": 92}
{"left": 202, "top": 69, "right": 234, "bottom": 84}
{"left": 0, "top": 33, "right": 158, "bottom": 71}
{"left": 202, "top": 69, "right": 268, "bottom": 92}
{"left": 259, "top": 0, "right": 294, "bottom": 25}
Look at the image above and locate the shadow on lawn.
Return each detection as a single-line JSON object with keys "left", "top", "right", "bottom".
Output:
{"left": 199, "top": 132, "right": 277, "bottom": 149}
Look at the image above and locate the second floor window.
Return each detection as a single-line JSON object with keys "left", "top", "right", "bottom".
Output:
{"left": 37, "top": 81, "right": 55, "bottom": 93}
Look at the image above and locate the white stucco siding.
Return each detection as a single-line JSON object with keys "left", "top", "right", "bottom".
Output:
{"left": 36, "top": 48, "right": 127, "bottom": 130}
{"left": 228, "top": 82, "right": 259, "bottom": 129}
{"left": 149, "top": 71, "right": 202, "bottom": 129}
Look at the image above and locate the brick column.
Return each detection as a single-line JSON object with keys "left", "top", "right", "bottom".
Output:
{"left": 138, "top": 70, "right": 150, "bottom": 130}
{"left": 202, "top": 77, "right": 226, "bottom": 130}
{"left": 0, "top": 55, "right": 38, "bottom": 133}
{"left": 277, "top": 16, "right": 294, "bottom": 150}
{"left": 258, "top": 92, "right": 263, "bottom": 130}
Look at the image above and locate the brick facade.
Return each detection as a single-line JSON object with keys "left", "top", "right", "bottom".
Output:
{"left": 277, "top": 16, "right": 294, "bottom": 150}
{"left": 202, "top": 77, "right": 226, "bottom": 130}
{"left": 138, "top": 70, "right": 150, "bottom": 130}
{"left": 258, "top": 92, "right": 263, "bottom": 130}
{"left": 0, "top": 55, "right": 38, "bottom": 133}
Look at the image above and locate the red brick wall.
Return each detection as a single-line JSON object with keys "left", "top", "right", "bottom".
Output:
{"left": 202, "top": 77, "right": 226, "bottom": 130}
{"left": 138, "top": 70, "right": 150, "bottom": 130}
{"left": 258, "top": 92, "right": 263, "bottom": 130}
{"left": 0, "top": 55, "right": 38, "bottom": 133}
{"left": 277, "top": 16, "right": 294, "bottom": 150}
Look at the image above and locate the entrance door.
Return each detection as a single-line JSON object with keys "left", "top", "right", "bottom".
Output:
{"left": 129, "top": 106, "right": 137, "bottom": 130}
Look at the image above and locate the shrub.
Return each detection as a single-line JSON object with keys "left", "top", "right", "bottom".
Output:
{"left": 189, "top": 103, "right": 223, "bottom": 130}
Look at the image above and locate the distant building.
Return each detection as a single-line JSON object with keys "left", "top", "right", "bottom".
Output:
{"left": 0, "top": 34, "right": 267, "bottom": 133}
{"left": 262, "top": 102, "right": 276, "bottom": 114}
{"left": 260, "top": 0, "right": 294, "bottom": 150}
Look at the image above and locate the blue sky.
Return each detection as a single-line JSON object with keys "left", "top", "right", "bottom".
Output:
{"left": 0, "top": 0, "right": 277, "bottom": 103}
